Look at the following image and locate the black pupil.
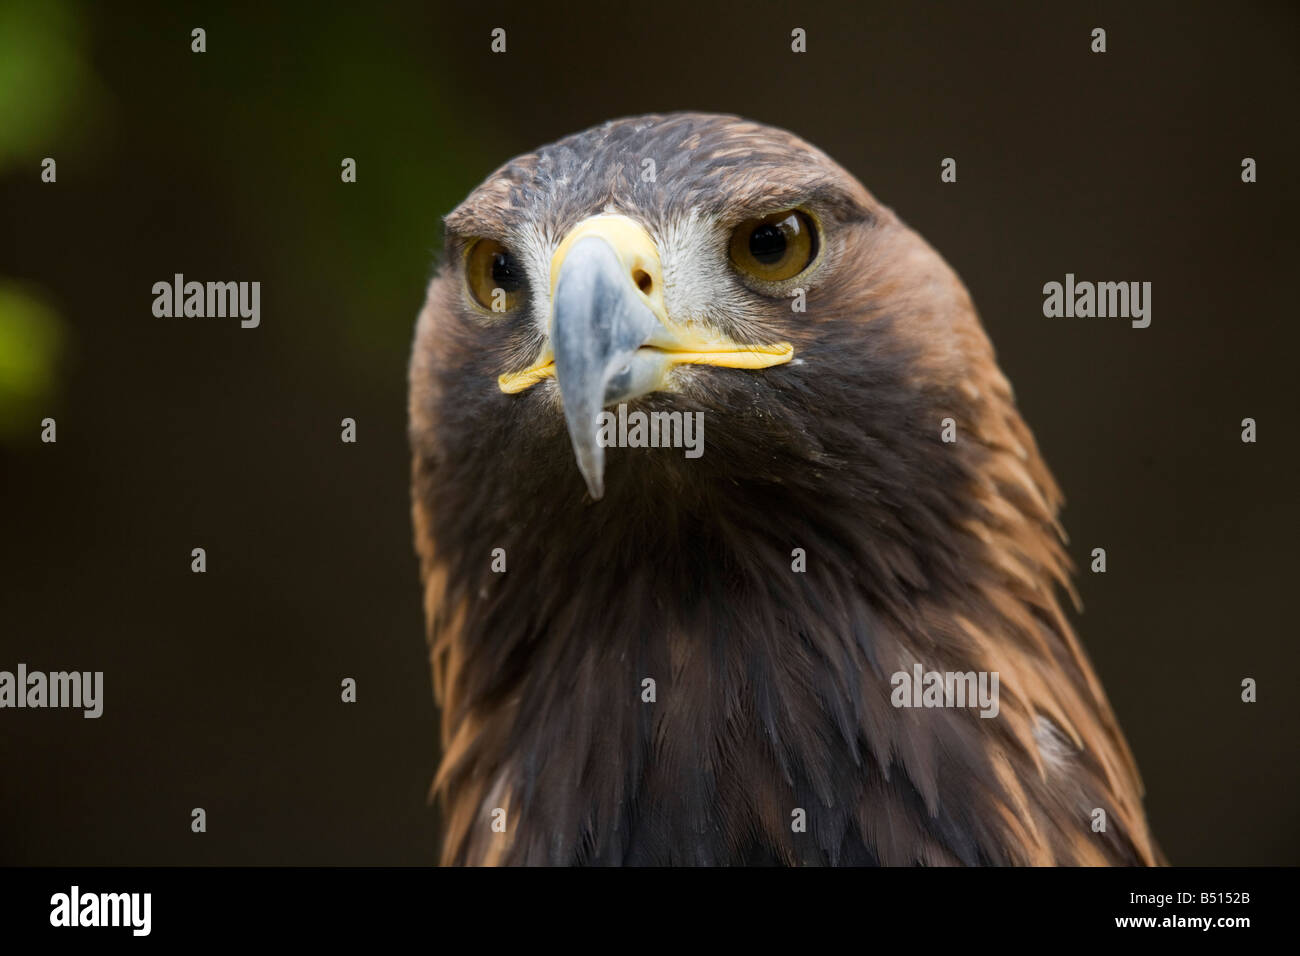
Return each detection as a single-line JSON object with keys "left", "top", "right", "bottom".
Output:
{"left": 749, "top": 223, "right": 788, "bottom": 264}
{"left": 491, "top": 252, "right": 523, "bottom": 292}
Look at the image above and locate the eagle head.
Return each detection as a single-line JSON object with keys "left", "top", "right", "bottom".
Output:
{"left": 408, "top": 112, "right": 1158, "bottom": 867}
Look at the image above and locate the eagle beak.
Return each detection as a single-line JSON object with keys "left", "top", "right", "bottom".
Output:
{"left": 549, "top": 226, "right": 667, "bottom": 500}
{"left": 498, "top": 214, "right": 794, "bottom": 500}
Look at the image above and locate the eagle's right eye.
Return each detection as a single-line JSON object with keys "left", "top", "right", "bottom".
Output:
{"left": 466, "top": 239, "right": 526, "bottom": 312}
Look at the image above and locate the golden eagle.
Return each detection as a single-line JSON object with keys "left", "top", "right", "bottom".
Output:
{"left": 408, "top": 113, "right": 1160, "bottom": 866}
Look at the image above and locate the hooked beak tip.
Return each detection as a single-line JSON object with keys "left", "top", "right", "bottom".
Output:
{"left": 572, "top": 437, "right": 606, "bottom": 501}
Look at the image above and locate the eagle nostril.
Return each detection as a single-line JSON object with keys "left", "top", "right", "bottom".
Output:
{"left": 633, "top": 269, "right": 653, "bottom": 295}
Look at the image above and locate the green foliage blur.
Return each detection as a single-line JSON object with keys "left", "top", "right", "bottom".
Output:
{"left": 0, "top": 0, "right": 88, "bottom": 438}
{"left": 0, "top": 0, "right": 505, "bottom": 444}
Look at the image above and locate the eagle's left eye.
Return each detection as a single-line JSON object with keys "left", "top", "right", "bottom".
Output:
{"left": 466, "top": 238, "right": 526, "bottom": 312}
{"left": 728, "top": 210, "right": 818, "bottom": 283}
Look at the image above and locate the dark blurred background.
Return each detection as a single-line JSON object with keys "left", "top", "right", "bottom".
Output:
{"left": 0, "top": 0, "right": 1296, "bottom": 865}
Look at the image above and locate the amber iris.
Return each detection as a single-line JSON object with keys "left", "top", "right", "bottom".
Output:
{"left": 728, "top": 210, "right": 818, "bottom": 282}
{"left": 467, "top": 239, "right": 526, "bottom": 311}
